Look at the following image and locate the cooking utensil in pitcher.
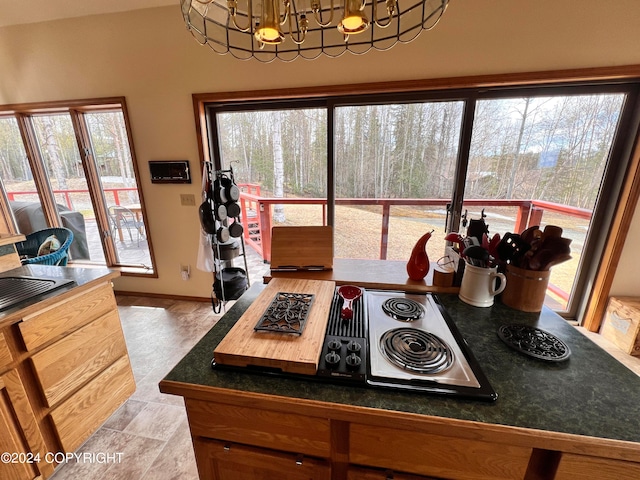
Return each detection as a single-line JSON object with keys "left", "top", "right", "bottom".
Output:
{"left": 463, "top": 245, "right": 490, "bottom": 267}
{"left": 338, "top": 285, "right": 363, "bottom": 320}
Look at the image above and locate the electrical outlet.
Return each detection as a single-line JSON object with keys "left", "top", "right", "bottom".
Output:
{"left": 180, "top": 194, "right": 196, "bottom": 206}
{"left": 180, "top": 264, "right": 190, "bottom": 280}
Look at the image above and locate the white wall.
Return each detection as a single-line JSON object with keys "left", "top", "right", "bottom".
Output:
{"left": 1, "top": 0, "right": 639, "bottom": 298}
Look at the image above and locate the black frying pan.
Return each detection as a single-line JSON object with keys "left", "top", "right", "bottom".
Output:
{"left": 199, "top": 200, "right": 216, "bottom": 234}
{"left": 226, "top": 202, "right": 241, "bottom": 218}
{"left": 214, "top": 203, "right": 228, "bottom": 221}
{"left": 216, "top": 224, "right": 230, "bottom": 243}
{"left": 229, "top": 221, "right": 243, "bottom": 238}
{"left": 220, "top": 176, "right": 240, "bottom": 202}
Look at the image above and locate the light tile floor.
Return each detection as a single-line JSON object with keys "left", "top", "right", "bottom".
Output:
{"left": 49, "top": 297, "right": 221, "bottom": 480}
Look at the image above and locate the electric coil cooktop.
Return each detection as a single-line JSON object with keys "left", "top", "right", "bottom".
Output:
{"left": 213, "top": 287, "right": 497, "bottom": 402}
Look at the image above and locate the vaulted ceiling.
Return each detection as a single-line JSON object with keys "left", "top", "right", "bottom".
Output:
{"left": 0, "top": 0, "right": 176, "bottom": 27}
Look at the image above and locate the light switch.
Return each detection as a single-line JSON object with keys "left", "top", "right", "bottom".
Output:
{"left": 180, "top": 194, "right": 196, "bottom": 206}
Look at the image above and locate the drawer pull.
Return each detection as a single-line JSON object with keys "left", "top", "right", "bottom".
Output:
{"left": 295, "top": 454, "right": 303, "bottom": 466}
{"left": 223, "top": 444, "right": 231, "bottom": 452}
{"left": 385, "top": 470, "right": 395, "bottom": 480}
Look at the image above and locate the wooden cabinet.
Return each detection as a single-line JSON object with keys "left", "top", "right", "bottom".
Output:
{"left": 0, "top": 370, "right": 51, "bottom": 480}
{"left": 18, "top": 282, "right": 116, "bottom": 352}
{"left": 181, "top": 397, "right": 537, "bottom": 480}
{"left": 49, "top": 355, "right": 134, "bottom": 452}
{"left": 193, "top": 438, "right": 331, "bottom": 480}
{"left": 25, "top": 283, "right": 136, "bottom": 455}
{"left": 349, "top": 423, "right": 531, "bottom": 480}
{"left": 186, "top": 399, "right": 331, "bottom": 458}
{"left": 0, "top": 330, "right": 12, "bottom": 372}
{"left": 187, "top": 399, "right": 331, "bottom": 480}
{"left": 0, "top": 274, "right": 134, "bottom": 479}
{"left": 0, "top": 236, "right": 23, "bottom": 273}
{"left": 176, "top": 394, "right": 640, "bottom": 480}
{"left": 348, "top": 465, "right": 436, "bottom": 480}
{"left": 555, "top": 453, "right": 640, "bottom": 480}
{"left": 30, "top": 309, "right": 128, "bottom": 408}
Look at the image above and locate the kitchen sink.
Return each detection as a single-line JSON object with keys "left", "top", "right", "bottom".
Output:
{"left": 0, "top": 276, "right": 76, "bottom": 313}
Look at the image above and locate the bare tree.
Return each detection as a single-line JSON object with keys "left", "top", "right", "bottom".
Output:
{"left": 272, "top": 113, "right": 285, "bottom": 222}
{"left": 40, "top": 116, "right": 68, "bottom": 191}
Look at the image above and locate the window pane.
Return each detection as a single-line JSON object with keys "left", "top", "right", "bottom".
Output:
{"left": 217, "top": 109, "right": 328, "bottom": 261}
{"left": 335, "top": 102, "right": 464, "bottom": 260}
{"left": 84, "top": 111, "right": 150, "bottom": 267}
{"left": 0, "top": 116, "right": 46, "bottom": 232}
{"left": 467, "top": 94, "right": 626, "bottom": 310}
{"left": 31, "top": 113, "right": 103, "bottom": 262}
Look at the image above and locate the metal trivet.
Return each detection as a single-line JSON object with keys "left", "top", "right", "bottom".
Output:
{"left": 497, "top": 324, "right": 571, "bottom": 362}
{"left": 381, "top": 298, "right": 425, "bottom": 322}
{"left": 254, "top": 292, "right": 315, "bottom": 335}
{"left": 379, "top": 327, "right": 454, "bottom": 374}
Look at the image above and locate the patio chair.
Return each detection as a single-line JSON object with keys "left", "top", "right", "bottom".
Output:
{"left": 14, "top": 227, "right": 74, "bottom": 266}
{"left": 108, "top": 205, "right": 145, "bottom": 246}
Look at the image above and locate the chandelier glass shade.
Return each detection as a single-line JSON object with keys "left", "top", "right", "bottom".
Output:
{"left": 180, "top": 0, "right": 449, "bottom": 62}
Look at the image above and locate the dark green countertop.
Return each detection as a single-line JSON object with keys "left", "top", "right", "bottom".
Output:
{"left": 162, "top": 282, "right": 640, "bottom": 446}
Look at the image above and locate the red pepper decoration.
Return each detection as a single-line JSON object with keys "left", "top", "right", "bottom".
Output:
{"left": 406, "top": 230, "right": 433, "bottom": 280}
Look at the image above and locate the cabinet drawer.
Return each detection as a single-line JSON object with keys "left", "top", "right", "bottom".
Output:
{"left": 1, "top": 374, "right": 40, "bottom": 480}
{"left": 186, "top": 400, "right": 331, "bottom": 458}
{"left": 555, "top": 453, "right": 640, "bottom": 479}
{"left": 31, "top": 310, "right": 127, "bottom": 408}
{"left": 0, "top": 330, "right": 12, "bottom": 373}
{"left": 348, "top": 465, "right": 436, "bottom": 479}
{"left": 19, "top": 283, "right": 116, "bottom": 352}
{"left": 193, "top": 438, "right": 331, "bottom": 480}
{"left": 350, "top": 423, "right": 531, "bottom": 480}
{"left": 0, "top": 369, "right": 53, "bottom": 479}
{"left": 49, "top": 355, "right": 135, "bottom": 453}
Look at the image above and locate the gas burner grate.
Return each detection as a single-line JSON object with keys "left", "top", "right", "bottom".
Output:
{"left": 497, "top": 324, "right": 571, "bottom": 362}
{"left": 254, "top": 292, "right": 315, "bottom": 335}
{"left": 379, "top": 327, "right": 454, "bottom": 374}
{"left": 381, "top": 298, "right": 425, "bottom": 322}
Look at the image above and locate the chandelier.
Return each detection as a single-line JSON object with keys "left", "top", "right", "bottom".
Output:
{"left": 180, "top": 0, "right": 449, "bottom": 62}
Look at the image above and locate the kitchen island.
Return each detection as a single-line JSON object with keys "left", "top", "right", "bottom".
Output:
{"left": 160, "top": 282, "right": 640, "bottom": 480}
{"left": 0, "top": 264, "right": 135, "bottom": 480}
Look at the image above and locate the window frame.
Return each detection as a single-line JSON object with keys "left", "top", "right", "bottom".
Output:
{"left": 0, "top": 97, "right": 156, "bottom": 277}
{"left": 193, "top": 66, "right": 640, "bottom": 329}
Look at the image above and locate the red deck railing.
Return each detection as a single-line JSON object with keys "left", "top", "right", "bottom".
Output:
{"left": 8, "top": 187, "right": 139, "bottom": 211}
{"left": 9, "top": 185, "right": 589, "bottom": 302}
{"left": 238, "top": 192, "right": 590, "bottom": 259}
{"left": 236, "top": 186, "right": 591, "bottom": 304}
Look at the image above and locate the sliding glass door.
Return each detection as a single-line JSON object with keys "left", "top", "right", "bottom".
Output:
{"left": 204, "top": 81, "right": 638, "bottom": 317}
{"left": 334, "top": 101, "right": 463, "bottom": 261}
{"left": 0, "top": 99, "right": 154, "bottom": 274}
{"left": 464, "top": 92, "right": 627, "bottom": 310}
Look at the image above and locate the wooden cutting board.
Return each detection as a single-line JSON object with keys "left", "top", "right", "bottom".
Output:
{"left": 270, "top": 226, "right": 333, "bottom": 271}
{"left": 213, "top": 278, "right": 336, "bottom": 375}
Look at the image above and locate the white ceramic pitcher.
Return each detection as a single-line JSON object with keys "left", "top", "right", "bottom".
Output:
{"left": 458, "top": 264, "right": 506, "bottom": 307}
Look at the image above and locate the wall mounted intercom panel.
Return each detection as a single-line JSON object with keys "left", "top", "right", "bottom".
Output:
{"left": 149, "top": 160, "right": 191, "bottom": 184}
